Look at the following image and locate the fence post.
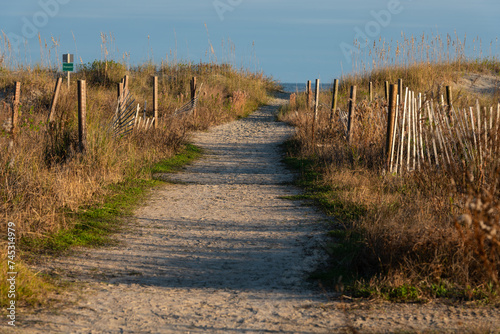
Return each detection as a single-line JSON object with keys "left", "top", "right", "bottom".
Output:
{"left": 398, "top": 78, "right": 403, "bottom": 105}
{"left": 369, "top": 81, "right": 373, "bottom": 102}
{"left": 116, "top": 81, "right": 124, "bottom": 129}
{"left": 153, "top": 76, "right": 159, "bottom": 129}
{"left": 48, "top": 77, "right": 63, "bottom": 125}
{"left": 123, "top": 75, "right": 129, "bottom": 95}
{"left": 312, "top": 79, "right": 320, "bottom": 144}
{"left": 330, "top": 79, "right": 339, "bottom": 125}
{"left": 117, "top": 81, "right": 124, "bottom": 102}
{"left": 385, "top": 84, "right": 398, "bottom": 168}
{"left": 9, "top": 82, "right": 21, "bottom": 151}
{"left": 78, "top": 80, "right": 87, "bottom": 153}
{"left": 347, "top": 85, "right": 357, "bottom": 143}
{"left": 385, "top": 81, "right": 389, "bottom": 102}
{"left": 190, "top": 76, "right": 197, "bottom": 119}
{"left": 446, "top": 86, "right": 452, "bottom": 115}
{"left": 306, "top": 80, "right": 312, "bottom": 110}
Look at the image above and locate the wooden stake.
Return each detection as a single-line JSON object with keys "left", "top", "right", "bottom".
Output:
{"left": 433, "top": 101, "right": 451, "bottom": 168}
{"left": 369, "top": 81, "right": 373, "bottom": 102}
{"left": 9, "top": 82, "right": 21, "bottom": 151}
{"left": 384, "top": 81, "right": 389, "bottom": 102}
{"left": 446, "top": 86, "right": 452, "bottom": 110}
{"left": 393, "top": 95, "right": 401, "bottom": 174}
{"left": 411, "top": 91, "right": 417, "bottom": 170}
{"left": 418, "top": 93, "right": 425, "bottom": 167}
{"left": 385, "top": 84, "right": 397, "bottom": 168}
{"left": 347, "top": 85, "right": 357, "bottom": 143}
{"left": 12, "top": 81, "right": 21, "bottom": 129}
{"left": 312, "top": 79, "right": 320, "bottom": 144}
{"left": 153, "top": 76, "right": 158, "bottom": 129}
{"left": 398, "top": 79, "right": 403, "bottom": 105}
{"left": 330, "top": 79, "right": 339, "bottom": 125}
{"left": 48, "top": 77, "right": 63, "bottom": 124}
{"left": 117, "top": 81, "right": 124, "bottom": 102}
{"left": 476, "top": 101, "right": 483, "bottom": 166}
{"left": 390, "top": 95, "right": 401, "bottom": 173}
{"left": 427, "top": 102, "right": 440, "bottom": 168}
{"left": 306, "top": 80, "right": 312, "bottom": 110}
{"left": 134, "top": 104, "right": 140, "bottom": 128}
{"left": 397, "top": 88, "right": 409, "bottom": 173}
{"left": 406, "top": 89, "right": 411, "bottom": 170}
{"left": 123, "top": 75, "right": 129, "bottom": 95}
{"left": 469, "top": 107, "right": 478, "bottom": 163}
{"left": 78, "top": 80, "right": 87, "bottom": 153}
{"left": 190, "top": 76, "right": 197, "bottom": 118}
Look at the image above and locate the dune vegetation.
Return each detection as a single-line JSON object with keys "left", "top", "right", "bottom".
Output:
{"left": 0, "top": 33, "right": 277, "bottom": 308}
{"left": 280, "top": 33, "right": 500, "bottom": 302}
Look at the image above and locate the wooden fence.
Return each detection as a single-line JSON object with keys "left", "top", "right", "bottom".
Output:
{"left": 1, "top": 75, "right": 201, "bottom": 154}
{"left": 302, "top": 78, "right": 500, "bottom": 177}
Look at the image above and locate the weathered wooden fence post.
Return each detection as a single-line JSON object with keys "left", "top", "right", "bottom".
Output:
{"left": 78, "top": 80, "right": 87, "bottom": 153}
{"left": 190, "top": 76, "right": 197, "bottom": 118}
{"left": 398, "top": 78, "right": 403, "bottom": 104}
{"left": 123, "top": 75, "right": 129, "bottom": 95}
{"left": 385, "top": 81, "right": 389, "bottom": 102}
{"left": 116, "top": 81, "right": 124, "bottom": 129}
{"left": 9, "top": 82, "right": 21, "bottom": 151}
{"left": 312, "top": 79, "right": 320, "bottom": 144}
{"left": 347, "top": 85, "right": 357, "bottom": 143}
{"left": 446, "top": 86, "right": 453, "bottom": 115}
{"left": 385, "top": 84, "right": 398, "bottom": 168}
{"left": 306, "top": 80, "right": 312, "bottom": 110}
{"left": 48, "top": 77, "right": 62, "bottom": 126}
{"left": 117, "top": 81, "right": 124, "bottom": 103}
{"left": 330, "top": 79, "right": 339, "bottom": 125}
{"left": 369, "top": 81, "right": 373, "bottom": 102}
{"left": 153, "top": 76, "right": 159, "bottom": 129}
{"left": 13, "top": 82, "right": 20, "bottom": 128}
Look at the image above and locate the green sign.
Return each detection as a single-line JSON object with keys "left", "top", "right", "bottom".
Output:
{"left": 63, "top": 63, "right": 74, "bottom": 72}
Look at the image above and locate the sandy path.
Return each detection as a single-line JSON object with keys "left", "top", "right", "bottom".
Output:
{"left": 9, "top": 97, "right": 500, "bottom": 333}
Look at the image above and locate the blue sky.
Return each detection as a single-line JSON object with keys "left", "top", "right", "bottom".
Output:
{"left": 0, "top": 0, "right": 498, "bottom": 83}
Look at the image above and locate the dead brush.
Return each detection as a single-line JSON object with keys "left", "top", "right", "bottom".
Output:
{"left": 279, "top": 70, "right": 500, "bottom": 297}
{"left": 0, "top": 62, "right": 274, "bottom": 241}
{"left": 455, "top": 170, "right": 500, "bottom": 287}
{"left": 229, "top": 90, "right": 249, "bottom": 117}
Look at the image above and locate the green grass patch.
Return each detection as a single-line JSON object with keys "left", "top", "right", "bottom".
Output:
{"left": 22, "top": 144, "right": 202, "bottom": 255}
{"left": 4, "top": 143, "right": 203, "bottom": 310}
{"left": 151, "top": 144, "right": 202, "bottom": 173}
{"left": 350, "top": 280, "right": 499, "bottom": 303}
{"left": 20, "top": 177, "right": 161, "bottom": 255}
{"left": 0, "top": 256, "right": 57, "bottom": 310}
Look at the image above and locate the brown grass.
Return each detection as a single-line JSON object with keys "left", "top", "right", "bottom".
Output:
{"left": 0, "top": 30, "right": 277, "bottom": 309}
{"left": 0, "top": 60, "right": 275, "bottom": 309}
{"left": 0, "top": 62, "right": 274, "bottom": 240}
{"left": 280, "top": 34, "right": 500, "bottom": 299}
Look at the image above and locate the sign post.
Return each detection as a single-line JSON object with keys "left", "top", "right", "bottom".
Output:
{"left": 63, "top": 54, "right": 74, "bottom": 89}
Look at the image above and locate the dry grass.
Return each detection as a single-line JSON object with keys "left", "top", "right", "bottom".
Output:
{"left": 0, "top": 62, "right": 274, "bottom": 239}
{"left": 280, "top": 34, "right": 500, "bottom": 300}
{"left": 0, "top": 59, "right": 275, "bottom": 309}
